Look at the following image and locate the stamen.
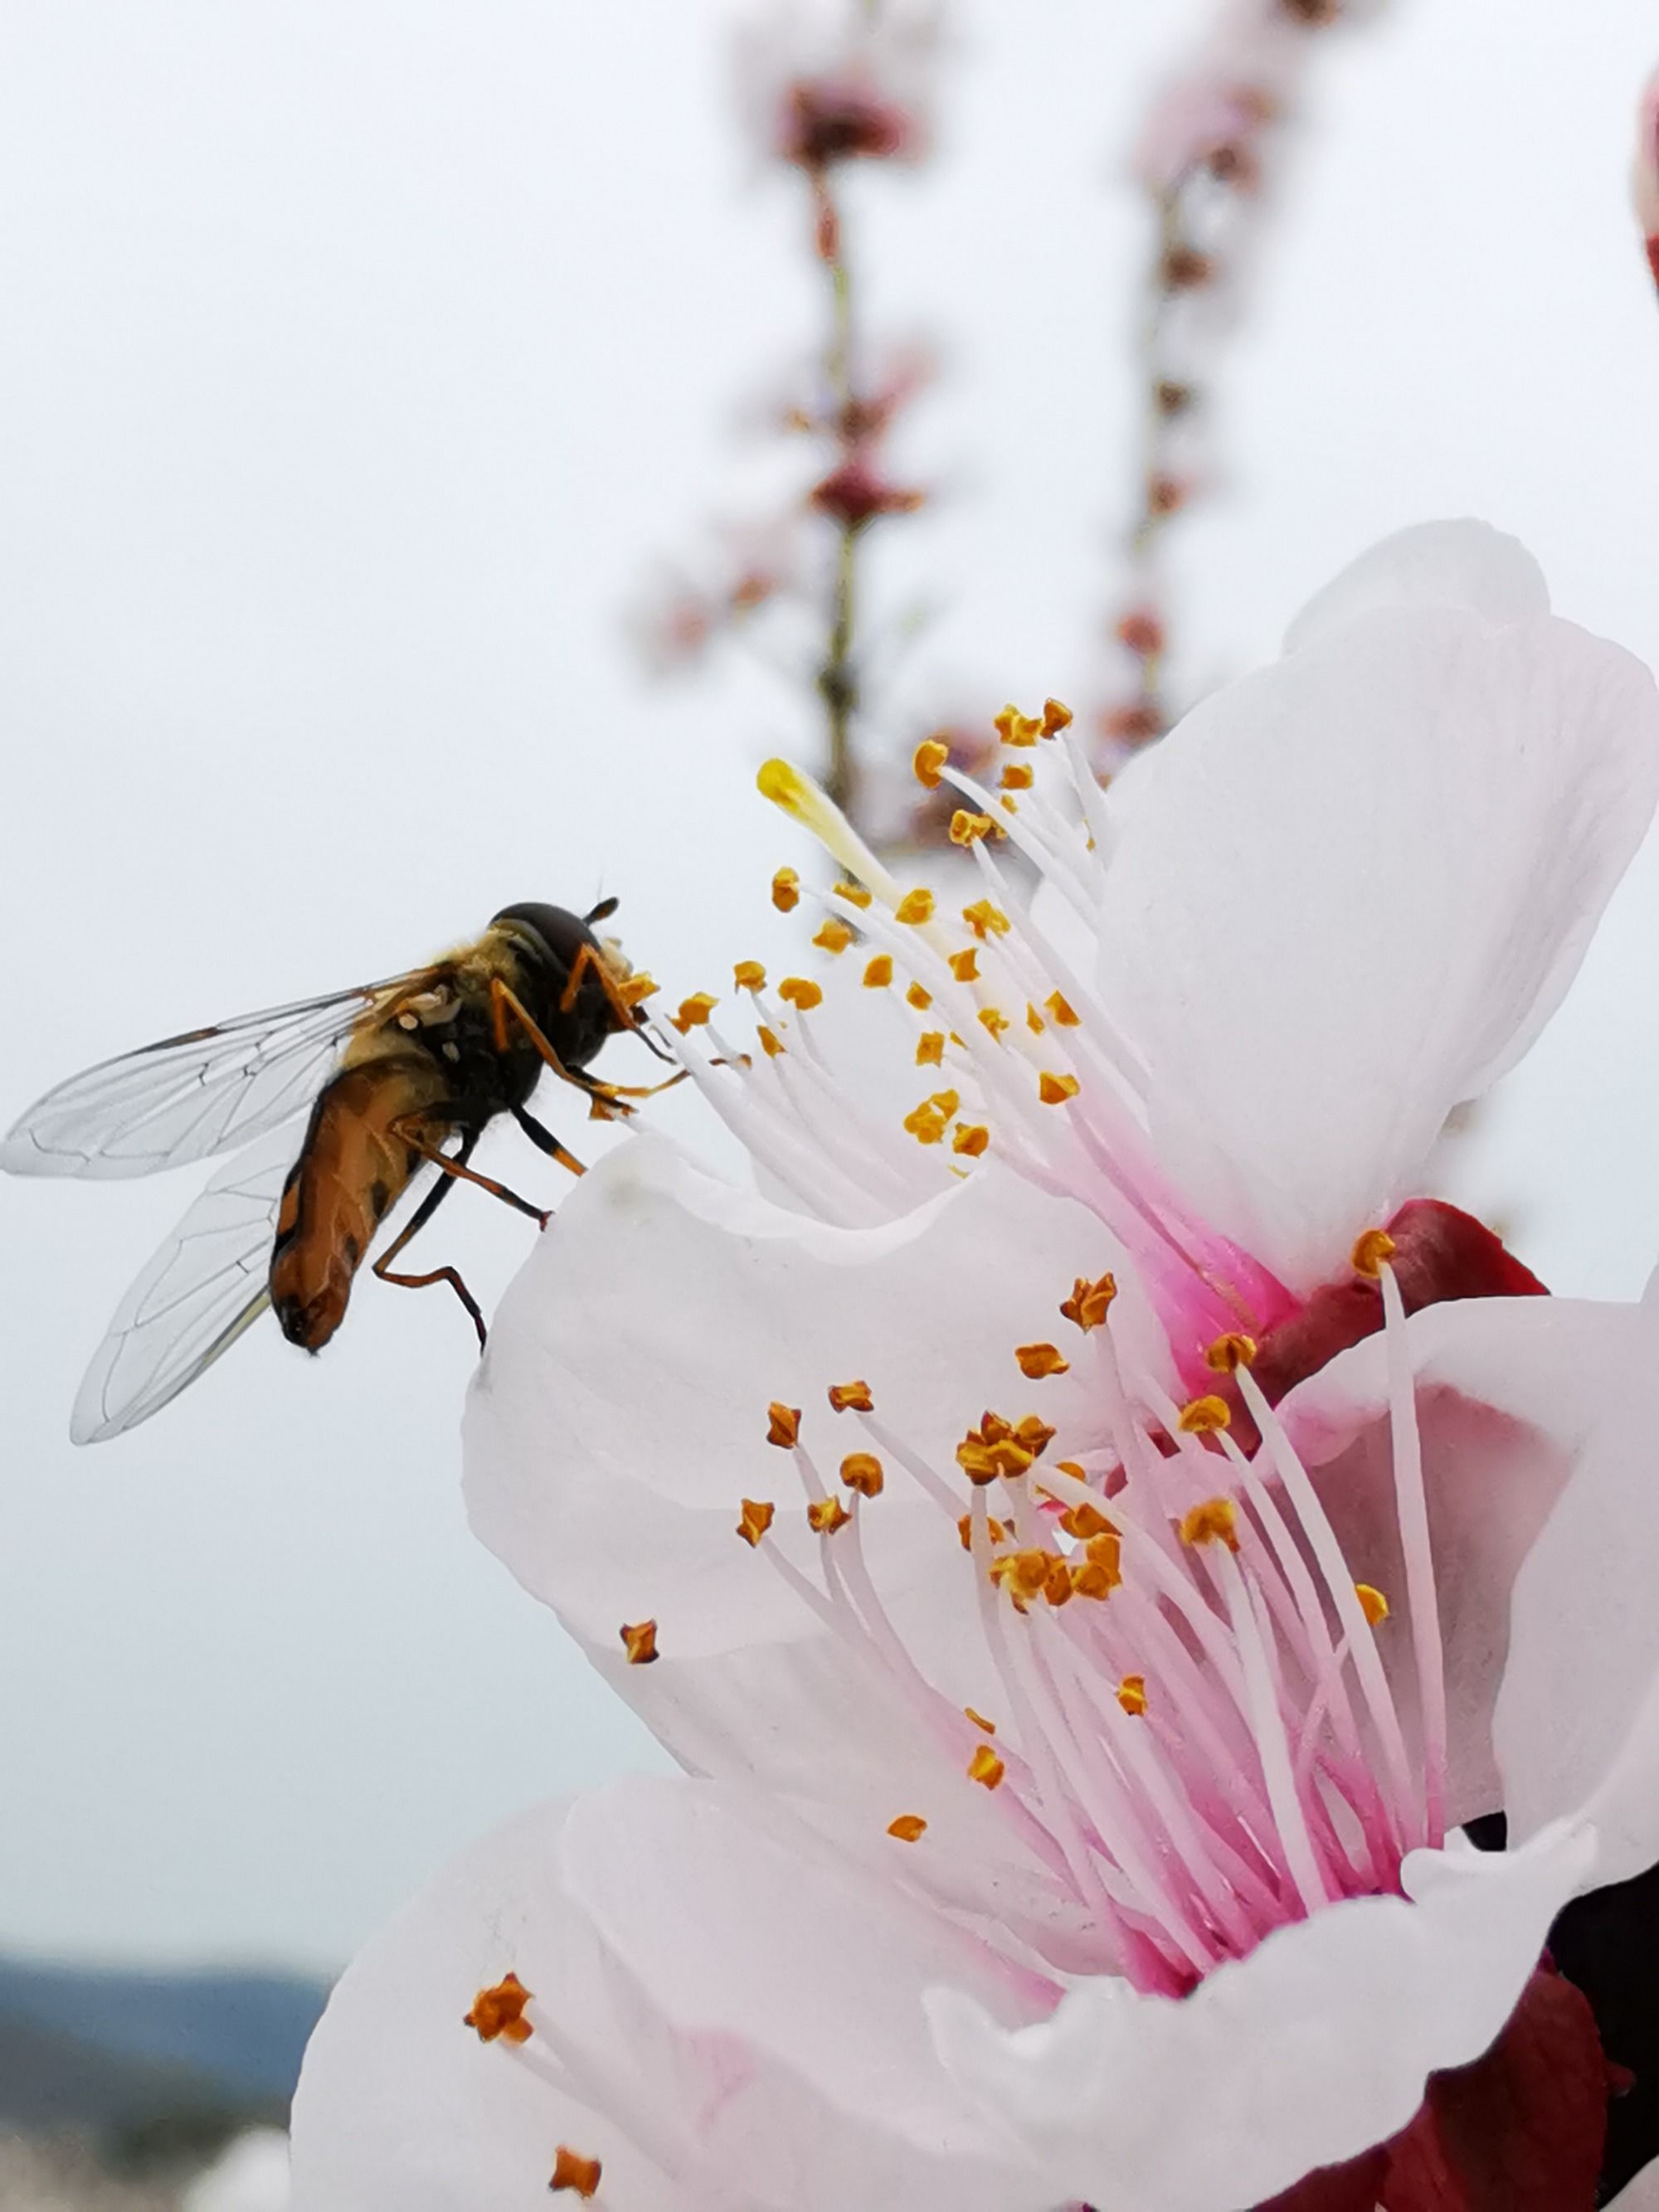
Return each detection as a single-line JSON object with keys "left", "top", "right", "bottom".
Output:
{"left": 737, "top": 1499, "right": 776, "bottom": 1547}
{"left": 827, "top": 1379, "right": 873, "bottom": 1412}
{"left": 757, "top": 759, "right": 904, "bottom": 906}
{"left": 619, "top": 1620, "right": 659, "bottom": 1665}
{"left": 1117, "top": 1674, "right": 1147, "bottom": 1716}
{"left": 772, "top": 868, "right": 800, "bottom": 912}
{"left": 1014, "top": 1342, "right": 1070, "bottom": 1378}
{"left": 550, "top": 2146, "right": 602, "bottom": 2198}
{"left": 766, "top": 1403, "right": 802, "bottom": 1448}
{"left": 839, "top": 1452, "right": 884, "bottom": 1497}
{"left": 733, "top": 960, "right": 766, "bottom": 991}
{"left": 1379, "top": 1260, "right": 1447, "bottom": 1845}
{"left": 464, "top": 1972, "right": 533, "bottom": 2044}
{"left": 888, "top": 1815, "right": 928, "bottom": 1841}
{"left": 914, "top": 738, "right": 950, "bottom": 788}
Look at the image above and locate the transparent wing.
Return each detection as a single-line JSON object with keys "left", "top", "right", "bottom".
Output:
{"left": 71, "top": 1128, "right": 303, "bottom": 1443}
{"left": 2, "top": 968, "right": 438, "bottom": 1180}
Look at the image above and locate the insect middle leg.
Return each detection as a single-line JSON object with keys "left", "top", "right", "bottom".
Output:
{"left": 391, "top": 1114, "right": 551, "bottom": 1227}
{"left": 372, "top": 1135, "right": 488, "bottom": 1349}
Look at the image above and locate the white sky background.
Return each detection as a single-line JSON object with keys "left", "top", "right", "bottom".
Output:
{"left": 1, "top": 0, "right": 1657, "bottom": 1972}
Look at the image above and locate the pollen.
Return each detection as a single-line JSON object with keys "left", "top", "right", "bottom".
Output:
{"left": 1025, "top": 1003, "right": 1044, "bottom": 1033}
{"left": 994, "top": 704, "right": 1044, "bottom": 748}
{"left": 813, "top": 917, "right": 854, "bottom": 955}
{"left": 766, "top": 1402, "right": 802, "bottom": 1447}
{"left": 550, "top": 2146, "right": 602, "bottom": 2198}
{"left": 1061, "top": 1272, "right": 1117, "bottom": 1330}
{"left": 952, "top": 1123, "right": 990, "bottom": 1157}
{"left": 619, "top": 1619, "right": 659, "bottom": 1665}
{"left": 1351, "top": 1227, "right": 1398, "bottom": 1278}
{"left": 903, "top": 1099, "right": 950, "bottom": 1145}
{"left": 957, "top": 1512, "right": 1006, "bottom": 1549}
{"left": 887, "top": 1814, "right": 928, "bottom": 1842}
{"left": 1070, "top": 1559, "right": 1117, "bottom": 1600}
{"left": 978, "top": 1007, "right": 1011, "bottom": 1041}
{"left": 672, "top": 993, "right": 718, "bottom": 1033}
{"left": 464, "top": 1971, "right": 534, "bottom": 2044}
{"left": 828, "top": 1378, "right": 873, "bottom": 1412}
{"left": 950, "top": 809, "right": 999, "bottom": 845}
{"left": 896, "top": 887, "right": 937, "bottom": 925}
{"left": 839, "top": 1451, "right": 884, "bottom": 1497}
{"left": 737, "top": 1499, "right": 776, "bottom": 1547}
{"left": 1058, "top": 1498, "right": 1115, "bottom": 1539}
{"left": 1178, "top": 1395, "right": 1232, "bottom": 1435}
{"left": 968, "top": 1744, "right": 1006, "bottom": 1789}
{"left": 778, "top": 976, "right": 823, "bottom": 1010}
{"left": 834, "top": 878, "right": 873, "bottom": 909}
{"left": 809, "top": 1495, "right": 851, "bottom": 1534}
{"left": 732, "top": 960, "right": 766, "bottom": 992}
{"left": 758, "top": 1024, "right": 786, "bottom": 1057}
{"left": 1205, "top": 1332, "right": 1258, "bottom": 1373}
{"left": 1015, "top": 1414, "right": 1055, "bottom": 1456}
{"left": 913, "top": 737, "right": 951, "bottom": 789}
{"left": 1042, "top": 697, "right": 1074, "bottom": 734}
{"left": 1043, "top": 1558, "right": 1073, "bottom": 1607}
{"left": 619, "top": 973, "right": 659, "bottom": 1008}
{"left": 1039, "top": 1071, "right": 1080, "bottom": 1105}
{"left": 1355, "top": 1582, "right": 1391, "bottom": 1626}
{"left": 1180, "top": 1496, "right": 1240, "bottom": 1551}
{"left": 771, "top": 867, "right": 801, "bottom": 912}
{"left": 1000, "top": 761, "right": 1034, "bottom": 790}
{"left": 955, "top": 1436, "right": 999, "bottom": 1485}
{"left": 965, "top": 1706, "right": 997, "bottom": 1733}
{"left": 863, "top": 954, "right": 894, "bottom": 988}
{"left": 1015, "top": 1342, "right": 1070, "bottom": 1378}
{"left": 1117, "top": 1673, "right": 1148, "bottom": 1717}
{"left": 962, "top": 899, "right": 1010, "bottom": 940}
{"left": 948, "top": 947, "right": 980, "bottom": 982}
{"left": 906, "top": 980, "right": 933, "bottom": 1010}
{"left": 916, "top": 1031, "right": 946, "bottom": 1067}
{"left": 1045, "top": 989, "right": 1080, "bottom": 1026}
{"left": 1085, "top": 1530, "right": 1123, "bottom": 1584}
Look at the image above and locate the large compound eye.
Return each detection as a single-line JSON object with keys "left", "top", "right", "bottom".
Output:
{"left": 490, "top": 902, "right": 596, "bottom": 968}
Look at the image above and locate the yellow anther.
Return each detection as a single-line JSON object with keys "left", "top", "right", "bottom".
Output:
{"left": 952, "top": 1123, "right": 990, "bottom": 1157}
{"left": 766, "top": 1402, "right": 802, "bottom": 1447}
{"left": 1178, "top": 1395, "right": 1232, "bottom": 1435}
{"left": 1014, "top": 1342, "right": 1070, "bottom": 1379}
{"left": 828, "top": 1378, "right": 873, "bottom": 1412}
{"left": 956, "top": 1511, "right": 1006, "bottom": 1549}
{"left": 948, "top": 946, "right": 980, "bottom": 982}
{"left": 950, "top": 809, "right": 999, "bottom": 845}
{"left": 903, "top": 1099, "right": 950, "bottom": 1145}
{"left": 955, "top": 1437, "right": 1000, "bottom": 1485}
{"left": 1055, "top": 1459, "right": 1087, "bottom": 1480}
{"left": 618, "top": 972, "right": 659, "bottom": 1008}
{"left": 834, "top": 879, "right": 873, "bottom": 909}
{"left": 1000, "top": 761, "right": 1034, "bottom": 790}
{"left": 619, "top": 1620, "right": 659, "bottom": 1665}
{"left": 930, "top": 1089, "right": 961, "bottom": 1117}
{"left": 887, "top": 1814, "right": 927, "bottom": 1842}
{"left": 962, "top": 898, "right": 1010, "bottom": 939}
{"left": 1117, "top": 1673, "right": 1147, "bottom": 1717}
{"left": 1009, "top": 1548, "right": 1051, "bottom": 1596}
{"left": 916, "top": 1031, "right": 946, "bottom": 1067}
{"left": 1070, "top": 1559, "right": 1118, "bottom": 1601}
{"left": 864, "top": 953, "right": 894, "bottom": 988}
{"left": 758, "top": 1024, "right": 786, "bottom": 1058}
{"left": 1355, "top": 1582, "right": 1390, "bottom": 1626}
{"left": 1042, "top": 697, "right": 1073, "bottom": 734}
{"left": 464, "top": 1971, "right": 534, "bottom": 2044}
{"left": 1045, "top": 989, "right": 1080, "bottom": 1026}
{"left": 1084, "top": 1530, "right": 1123, "bottom": 1586}
{"left": 778, "top": 975, "right": 823, "bottom": 1010}
{"left": 1205, "top": 1332, "right": 1258, "bottom": 1373}
{"left": 1180, "top": 1496, "right": 1240, "bottom": 1551}
{"left": 994, "top": 703, "right": 1044, "bottom": 747}
{"left": 1039, "top": 1071, "right": 1080, "bottom": 1105}
{"left": 1000, "top": 795, "right": 1019, "bottom": 814}
{"left": 978, "top": 1007, "right": 1010, "bottom": 1039}
{"left": 771, "top": 867, "right": 801, "bottom": 912}
{"left": 989, "top": 1439, "right": 1035, "bottom": 1476}
{"left": 968, "top": 1744, "right": 1006, "bottom": 1789}
{"left": 733, "top": 960, "right": 766, "bottom": 992}
{"left": 813, "top": 916, "right": 854, "bottom": 955}
{"left": 906, "top": 980, "right": 933, "bottom": 1010}
{"left": 913, "top": 737, "right": 951, "bottom": 789}
{"left": 895, "top": 887, "right": 936, "bottom": 925}
{"left": 1058, "top": 1499, "right": 1115, "bottom": 1540}
{"left": 1015, "top": 1414, "right": 1056, "bottom": 1456}
{"left": 1352, "top": 1228, "right": 1398, "bottom": 1278}
{"left": 737, "top": 1498, "right": 776, "bottom": 1547}
{"left": 1043, "top": 1558, "right": 1073, "bottom": 1607}
{"left": 809, "top": 1495, "right": 851, "bottom": 1534}
{"left": 965, "top": 1706, "right": 997, "bottom": 1734}
{"left": 671, "top": 992, "right": 718, "bottom": 1033}
{"left": 550, "top": 2147, "right": 602, "bottom": 2199}
{"left": 1026, "top": 1002, "right": 1044, "bottom": 1033}
{"left": 839, "top": 1451, "right": 884, "bottom": 1498}
{"left": 1061, "top": 1271, "right": 1118, "bottom": 1331}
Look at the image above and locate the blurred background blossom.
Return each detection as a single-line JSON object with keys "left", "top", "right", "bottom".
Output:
{"left": 3, "top": 0, "right": 1659, "bottom": 2200}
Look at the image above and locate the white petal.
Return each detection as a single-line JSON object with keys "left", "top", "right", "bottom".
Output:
{"left": 1282, "top": 518, "right": 1550, "bottom": 653}
{"left": 928, "top": 1821, "right": 1597, "bottom": 2212}
{"left": 288, "top": 1802, "right": 681, "bottom": 2212}
{"left": 1497, "top": 1295, "right": 1659, "bottom": 1880}
{"left": 1095, "top": 558, "right": 1659, "bottom": 1292}
{"left": 1609, "top": 2154, "right": 1659, "bottom": 2210}
{"left": 1280, "top": 1293, "right": 1647, "bottom": 1824}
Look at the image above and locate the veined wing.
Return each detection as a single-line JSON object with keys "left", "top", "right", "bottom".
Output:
{"left": 2, "top": 967, "right": 441, "bottom": 1180}
{"left": 71, "top": 1128, "right": 303, "bottom": 1443}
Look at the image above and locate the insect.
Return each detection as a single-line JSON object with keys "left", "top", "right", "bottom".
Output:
{"left": 2, "top": 900, "right": 669, "bottom": 1444}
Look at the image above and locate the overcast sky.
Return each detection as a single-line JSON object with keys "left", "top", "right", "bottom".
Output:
{"left": 2, "top": 0, "right": 1658, "bottom": 1973}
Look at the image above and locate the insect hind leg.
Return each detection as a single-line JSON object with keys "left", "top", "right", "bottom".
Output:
{"left": 372, "top": 1134, "right": 489, "bottom": 1350}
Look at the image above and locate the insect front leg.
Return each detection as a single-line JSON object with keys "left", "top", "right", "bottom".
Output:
{"left": 557, "top": 941, "right": 681, "bottom": 1069}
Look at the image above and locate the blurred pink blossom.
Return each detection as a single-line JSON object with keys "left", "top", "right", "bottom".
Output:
{"left": 1633, "top": 68, "right": 1659, "bottom": 289}
{"left": 735, "top": 0, "right": 942, "bottom": 172}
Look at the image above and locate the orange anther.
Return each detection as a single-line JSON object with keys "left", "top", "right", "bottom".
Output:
{"left": 778, "top": 976, "right": 823, "bottom": 1010}
{"left": 828, "top": 1379, "right": 873, "bottom": 1412}
{"left": 994, "top": 704, "right": 1043, "bottom": 747}
{"left": 1117, "top": 1673, "right": 1147, "bottom": 1717}
{"left": 766, "top": 1402, "right": 801, "bottom": 1448}
{"left": 813, "top": 917, "right": 854, "bottom": 955}
{"left": 906, "top": 980, "right": 933, "bottom": 1010}
{"left": 1014, "top": 1342, "right": 1069, "bottom": 1381}
{"left": 1180, "top": 1497, "right": 1239, "bottom": 1551}
{"left": 834, "top": 879, "right": 873, "bottom": 908}
{"left": 968, "top": 1744, "right": 1006, "bottom": 1789}
{"left": 839, "top": 1451, "right": 884, "bottom": 1497}
{"left": 771, "top": 867, "right": 800, "bottom": 912}
{"left": 737, "top": 1499, "right": 776, "bottom": 1547}
{"left": 895, "top": 888, "right": 936, "bottom": 925}
{"left": 1178, "top": 1395, "right": 1231, "bottom": 1435}
{"left": 978, "top": 1007, "right": 1010, "bottom": 1038}
{"left": 758, "top": 1024, "right": 785, "bottom": 1058}
{"left": 1355, "top": 1583, "right": 1390, "bottom": 1626}
{"left": 732, "top": 960, "right": 766, "bottom": 992}
{"left": 948, "top": 946, "right": 980, "bottom": 982}
{"left": 913, "top": 738, "right": 951, "bottom": 789}
{"left": 550, "top": 2147, "right": 602, "bottom": 2198}
{"left": 1039, "top": 1071, "right": 1080, "bottom": 1105}
{"left": 1352, "top": 1228, "right": 1398, "bottom": 1278}
{"left": 950, "top": 809, "right": 999, "bottom": 845}
{"left": 1045, "top": 989, "right": 1080, "bottom": 1026}
{"left": 1000, "top": 761, "right": 1034, "bottom": 790}
{"left": 619, "top": 1620, "right": 659, "bottom": 1665}
{"left": 1061, "top": 1272, "right": 1117, "bottom": 1330}
{"left": 1042, "top": 697, "right": 1073, "bottom": 734}
{"left": 1205, "top": 1333, "right": 1258, "bottom": 1373}
{"left": 1059, "top": 1500, "right": 1116, "bottom": 1540}
{"left": 887, "top": 1814, "right": 927, "bottom": 1842}
{"left": 808, "top": 1495, "right": 851, "bottom": 1534}
{"left": 962, "top": 899, "right": 1010, "bottom": 939}
{"left": 672, "top": 992, "right": 718, "bottom": 1033}
{"left": 464, "top": 1971, "right": 534, "bottom": 2044}
{"left": 619, "top": 973, "right": 659, "bottom": 1008}
{"left": 916, "top": 1031, "right": 946, "bottom": 1067}
{"left": 952, "top": 1123, "right": 990, "bottom": 1157}
{"left": 864, "top": 953, "right": 894, "bottom": 988}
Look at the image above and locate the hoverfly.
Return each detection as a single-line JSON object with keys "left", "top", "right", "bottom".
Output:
{"left": 2, "top": 900, "right": 669, "bottom": 1443}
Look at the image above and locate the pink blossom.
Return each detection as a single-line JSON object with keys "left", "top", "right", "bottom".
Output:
{"left": 291, "top": 525, "right": 1659, "bottom": 2209}
{"left": 735, "top": 2, "right": 941, "bottom": 173}
{"left": 1633, "top": 68, "right": 1659, "bottom": 287}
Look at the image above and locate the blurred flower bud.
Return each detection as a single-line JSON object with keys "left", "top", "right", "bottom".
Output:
{"left": 1634, "top": 69, "right": 1659, "bottom": 287}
